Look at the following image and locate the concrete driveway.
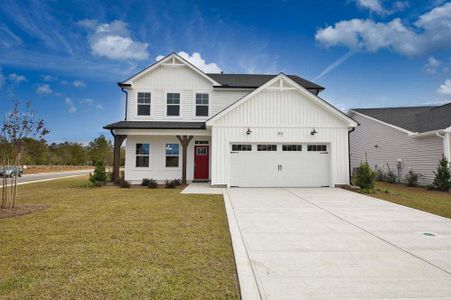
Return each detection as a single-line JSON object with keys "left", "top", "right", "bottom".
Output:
{"left": 224, "top": 188, "right": 451, "bottom": 299}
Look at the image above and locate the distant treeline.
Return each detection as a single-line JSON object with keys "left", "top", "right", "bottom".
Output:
{"left": 0, "top": 135, "right": 124, "bottom": 166}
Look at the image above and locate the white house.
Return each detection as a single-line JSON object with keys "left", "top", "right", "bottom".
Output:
{"left": 104, "top": 53, "right": 357, "bottom": 187}
{"left": 348, "top": 105, "right": 451, "bottom": 185}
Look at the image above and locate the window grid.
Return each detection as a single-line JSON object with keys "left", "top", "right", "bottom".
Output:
{"left": 195, "top": 93, "right": 209, "bottom": 116}
{"left": 307, "top": 145, "right": 327, "bottom": 152}
{"left": 282, "top": 145, "right": 302, "bottom": 151}
{"left": 257, "top": 144, "right": 277, "bottom": 151}
{"left": 137, "top": 92, "right": 151, "bottom": 116}
{"left": 232, "top": 144, "right": 252, "bottom": 151}
{"left": 165, "top": 144, "right": 179, "bottom": 167}
{"left": 167, "top": 93, "right": 180, "bottom": 116}
{"left": 136, "top": 143, "right": 150, "bottom": 167}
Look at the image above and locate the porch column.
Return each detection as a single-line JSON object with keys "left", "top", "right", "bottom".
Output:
{"left": 111, "top": 131, "right": 127, "bottom": 183}
{"left": 177, "top": 135, "right": 193, "bottom": 184}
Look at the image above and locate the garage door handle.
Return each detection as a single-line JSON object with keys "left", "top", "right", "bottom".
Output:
{"left": 277, "top": 164, "right": 282, "bottom": 171}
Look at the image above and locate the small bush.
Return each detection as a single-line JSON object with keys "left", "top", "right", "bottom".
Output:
{"left": 148, "top": 178, "right": 158, "bottom": 189}
{"left": 89, "top": 160, "right": 108, "bottom": 187}
{"left": 355, "top": 161, "right": 376, "bottom": 190}
{"left": 404, "top": 169, "right": 422, "bottom": 187}
{"left": 165, "top": 179, "right": 177, "bottom": 189}
{"left": 384, "top": 170, "right": 397, "bottom": 183}
{"left": 141, "top": 178, "right": 152, "bottom": 186}
{"left": 119, "top": 179, "right": 131, "bottom": 188}
{"left": 375, "top": 169, "right": 385, "bottom": 181}
{"left": 173, "top": 179, "right": 182, "bottom": 186}
{"left": 433, "top": 156, "right": 451, "bottom": 192}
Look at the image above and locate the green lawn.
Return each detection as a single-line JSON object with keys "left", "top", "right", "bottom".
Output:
{"left": 372, "top": 181, "right": 451, "bottom": 219}
{"left": 0, "top": 177, "right": 240, "bottom": 299}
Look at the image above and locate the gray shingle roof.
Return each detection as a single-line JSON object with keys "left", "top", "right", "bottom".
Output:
{"left": 352, "top": 103, "right": 451, "bottom": 133}
{"left": 206, "top": 73, "right": 324, "bottom": 90}
{"left": 104, "top": 121, "right": 206, "bottom": 130}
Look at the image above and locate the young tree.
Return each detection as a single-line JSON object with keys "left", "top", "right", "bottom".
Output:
{"left": 87, "top": 135, "right": 113, "bottom": 165}
{"left": 433, "top": 156, "right": 451, "bottom": 192}
{"left": 1, "top": 101, "right": 49, "bottom": 209}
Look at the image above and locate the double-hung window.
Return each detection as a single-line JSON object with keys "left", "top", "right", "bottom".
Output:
{"left": 137, "top": 92, "right": 151, "bottom": 116}
{"left": 195, "top": 93, "right": 209, "bottom": 117}
{"left": 167, "top": 93, "right": 180, "bottom": 116}
{"left": 165, "top": 144, "right": 179, "bottom": 167}
{"left": 136, "top": 143, "right": 150, "bottom": 167}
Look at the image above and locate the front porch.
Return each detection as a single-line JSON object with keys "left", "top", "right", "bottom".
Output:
{"left": 106, "top": 123, "right": 212, "bottom": 185}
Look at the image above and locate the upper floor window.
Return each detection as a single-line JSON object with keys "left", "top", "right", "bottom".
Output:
{"left": 136, "top": 143, "right": 150, "bottom": 167}
{"left": 195, "top": 93, "right": 209, "bottom": 117}
{"left": 167, "top": 93, "right": 180, "bottom": 116}
{"left": 137, "top": 92, "right": 151, "bottom": 116}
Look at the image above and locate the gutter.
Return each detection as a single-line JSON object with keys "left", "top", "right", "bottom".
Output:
{"left": 348, "top": 127, "right": 356, "bottom": 185}
{"left": 408, "top": 129, "right": 445, "bottom": 138}
{"left": 117, "top": 82, "right": 131, "bottom": 121}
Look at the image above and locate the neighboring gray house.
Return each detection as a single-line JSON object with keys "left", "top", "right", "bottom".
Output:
{"left": 348, "top": 104, "right": 451, "bottom": 185}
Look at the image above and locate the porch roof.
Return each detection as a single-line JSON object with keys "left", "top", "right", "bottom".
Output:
{"left": 104, "top": 121, "right": 206, "bottom": 130}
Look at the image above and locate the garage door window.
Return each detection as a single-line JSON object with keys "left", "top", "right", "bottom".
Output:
{"left": 257, "top": 144, "right": 277, "bottom": 151}
{"left": 282, "top": 145, "right": 302, "bottom": 151}
{"left": 307, "top": 145, "right": 327, "bottom": 152}
{"left": 232, "top": 144, "right": 252, "bottom": 151}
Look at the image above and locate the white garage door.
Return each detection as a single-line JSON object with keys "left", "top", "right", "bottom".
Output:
{"left": 230, "top": 143, "right": 330, "bottom": 187}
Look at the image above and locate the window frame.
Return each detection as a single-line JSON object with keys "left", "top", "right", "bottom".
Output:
{"left": 257, "top": 144, "right": 277, "bottom": 151}
{"left": 136, "top": 91, "right": 151, "bottom": 117}
{"left": 307, "top": 144, "right": 328, "bottom": 152}
{"left": 231, "top": 144, "right": 252, "bottom": 151}
{"left": 195, "top": 92, "right": 209, "bottom": 117}
{"left": 135, "top": 143, "right": 150, "bottom": 168}
{"left": 165, "top": 143, "right": 180, "bottom": 168}
{"left": 282, "top": 144, "right": 303, "bottom": 151}
{"left": 166, "top": 92, "right": 181, "bottom": 117}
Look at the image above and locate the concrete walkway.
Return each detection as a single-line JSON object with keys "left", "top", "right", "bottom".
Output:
{"left": 225, "top": 187, "right": 451, "bottom": 299}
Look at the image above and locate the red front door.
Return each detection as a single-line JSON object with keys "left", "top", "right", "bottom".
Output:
{"left": 194, "top": 146, "right": 209, "bottom": 180}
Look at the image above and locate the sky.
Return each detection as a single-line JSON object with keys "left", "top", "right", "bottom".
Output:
{"left": 0, "top": 0, "right": 450, "bottom": 143}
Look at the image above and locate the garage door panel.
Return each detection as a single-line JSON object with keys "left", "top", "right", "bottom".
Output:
{"left": 230, "top": 143, "right": 330, "bottom": 187}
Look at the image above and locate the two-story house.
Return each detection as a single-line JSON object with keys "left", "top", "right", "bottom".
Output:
{"left": 104, "top": 53, "right": 357, "bottom": 187}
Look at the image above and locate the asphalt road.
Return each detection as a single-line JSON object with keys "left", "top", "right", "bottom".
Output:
{"left": 16, "top": 169, "right": 93, "bottom": 184}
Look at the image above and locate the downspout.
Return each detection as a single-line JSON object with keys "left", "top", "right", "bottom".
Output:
{"left": 120, "top": 87, "right": 128, "bottom": 121}
{"left": 348, "top": 127, "right": 355, "bottom": 185}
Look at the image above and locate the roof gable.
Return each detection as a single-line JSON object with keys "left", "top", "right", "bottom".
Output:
{"left": 206, "top": 73, "right": 357, "bottom": 127}
{"left": 121, "top": 53, "right": 221, "bottom": 86}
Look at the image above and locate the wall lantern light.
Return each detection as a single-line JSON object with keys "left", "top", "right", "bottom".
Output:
{"left": 246, "top": 128, "right": 252, "bottom": 135}
{"left": 311, "top": 128, "right": 318, "bottom": 136}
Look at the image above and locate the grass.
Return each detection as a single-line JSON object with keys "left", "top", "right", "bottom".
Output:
{"left": 0, "top": 176, "right": 240, "bottom": 299}
{"left": 371, "top": 181, "right": 451, "bottom": 219}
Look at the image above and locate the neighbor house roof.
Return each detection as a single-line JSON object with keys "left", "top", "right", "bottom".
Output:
{"left": 206, "top": 73, "right": 324, "bottom": 90}
{"left": 104, "top": 121, "right": 206, "bottom": 130}
{"left": 351, "top": 103, "right": 451, "bottom": 133}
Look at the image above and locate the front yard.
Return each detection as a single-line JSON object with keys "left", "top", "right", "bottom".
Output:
{"left": 0, "top": 177, "right": 239, "bottom": 299}
{"left": 372, "top": 181, "right": 451, "bottom": 219}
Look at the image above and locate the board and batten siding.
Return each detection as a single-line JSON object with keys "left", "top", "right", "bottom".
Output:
{"left": 349, "top": 112, "right": 444, "bottom": 185}
{"left": 127, "top": 65, "right": 249, "bottom": 121}
{"left": 124, "top": 135, "right": 211, "bottom": 183}
{"left": 210, "top": 88, "right": 351, "bottom": 186}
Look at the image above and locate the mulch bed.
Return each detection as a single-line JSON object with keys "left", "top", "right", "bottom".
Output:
{"left": 0, "top": 205, "right": 49, "bottom": 219}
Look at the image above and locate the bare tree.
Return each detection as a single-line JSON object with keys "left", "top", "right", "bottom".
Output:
{"left": 1, "top": 101, "right": 49, "bottom": 209}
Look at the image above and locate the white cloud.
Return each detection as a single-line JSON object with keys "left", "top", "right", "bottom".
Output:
{"left": 316, "top": 2, "right": 451, "bottom": 57}
{"left": 8, "top": 73, "right": 26, "bottom": 83}
{"left": 81, "top": 98, "right": 94, "bottom": 106}
{"left": 41, "top": 74, "right": 57, "bottom": 82}
{"left": 155, "top": 51, "right": 222, "bottom": 73}
{"left": 81, "top": 20, "right": 149, "bottom": 61}
{"left": 424, "top": 56, "right": 441, "bottom": 74}
{"left": 36, "top": 83, "right": 53, "bottom": 95}
{"left": 95, "top": 104, "right": 104, "bottom": 110}
{"left": 437, "top": 79, "right": 451, "bottom": 96}
{"left": 355, "top": 0, "right": 386, "bottom": 14}
{"left": 73, "top": 80, "right": 86, "bottom": 88}
{"left": 65, "top": 97, "right": 77, "bottom": 113}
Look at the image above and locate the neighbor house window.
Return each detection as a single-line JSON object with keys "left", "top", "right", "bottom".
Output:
{"left": 257, "top": 145, "right": 277, "bottom": 151}
{"left": 136, "top": 143, "right": 150, "bottom": 167}
{"left": 167, "top": 93, "right": 180, "bottom": 116}
{"left": 165, "top": 144, "right": 179, "bottom": 167}
{"left": 137, "top": 92, "right": 151, "bottom": 116}
{"left": 195, "top": 93, "right": 209, "bottom": 116}
{"left": 282, "top": 145, "right": 302, "bottom": 151}
{"left": 232, "top": 144, "right": 252, "bottom": 151}
{"left": 307, "top": 145, "right": 327, "bottom": 152}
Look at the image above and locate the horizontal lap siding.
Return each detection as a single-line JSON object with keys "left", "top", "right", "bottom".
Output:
{"left": 349, "top": 113, "right": 444, "bottom": 185}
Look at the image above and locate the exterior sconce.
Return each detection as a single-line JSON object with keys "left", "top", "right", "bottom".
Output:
{"left": 246, "top": 128, "right": 252, "bottom": 135}
{"left": 374, "top": 144, "right": 378, "bottom": 148}
{"left": 311, "top": 128, "right": 318, "bottom": 136}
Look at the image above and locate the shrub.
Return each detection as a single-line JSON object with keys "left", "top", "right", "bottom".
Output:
{"left": 433, "top": 156, "right": 451, "bottom": 192}
{"left": 141, "top": 178, "right": 152, "bottom": 186}
{"left": 173, "top": 179, "right": 182, "bottom": 186}
{"left": 89, "top": 160, "right": 108, "bottom": 187}
{"left": 148, "top": 178, "right": 158, "bottom": 189}
{"left": 404, "top": 169, "right": 422, "bottom": 187}
{"left": 355, "top": 161, "right": 376, "bottom": 190}
{"left": 119, "top": 179, "right": 131, "bottom": 188}
{"left": 375, "top": 169, "right": 385, "bottom": 181}
{"left": 165, "top": 179, "right": 177, "bottom": 189}
{"left": 384, "top": 170, "right": 397, "bottom": 183}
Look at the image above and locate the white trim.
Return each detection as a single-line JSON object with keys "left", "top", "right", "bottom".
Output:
{"left": 135, "top": 89, "right": 153, "bottom": 118}
{"left": 207, "top": 73, "right": 357, "bottom": 127}
{"left": 192, "top": 90, "right": 211, "bottom": 119}
{"left": 123, "top": 53, "right": 221, "bottom": 86}
{"left": 409, "top": 129, "right": 446, "bottom": 138}
{"left": 349, "top": 110, "right": 413, "bottom": 134}
{"left": 114, "top": 129, "right": 211, "bottom": 136}
{"left": 165, "top": 90, "right": 183, "bottom": 119}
